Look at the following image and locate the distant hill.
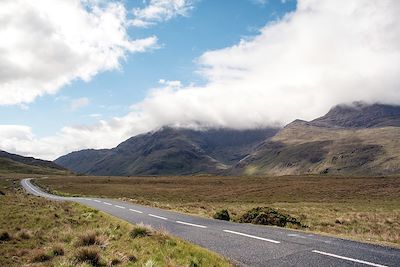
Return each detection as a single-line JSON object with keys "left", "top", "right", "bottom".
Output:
{"left": 0, "top": 150, "right": 69, "bottom": 174}
{"left": 55, "top": 127, "right": 278, "bottom": 175}
{"left": 233, "top": 103, "right": 400, "bottom": 176}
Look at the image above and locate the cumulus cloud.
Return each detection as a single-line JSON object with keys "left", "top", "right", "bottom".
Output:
{"left": 131, "top": 0, "right": 194, "bottom": 27}
{"left": 0, "top": 0, "right": 157, "bottom": 106}
{"left": 2, "top": 0, "right": 400, "bottom": 160}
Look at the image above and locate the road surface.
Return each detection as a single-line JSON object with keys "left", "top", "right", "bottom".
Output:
{"left": 22, "top": 178, "right": 400, "bottom": 267}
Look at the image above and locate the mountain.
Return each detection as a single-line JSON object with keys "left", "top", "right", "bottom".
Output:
{"left": 55, "top": 102, "right": 400, "bottom": 176}
{"left": 0, "top": 150, "right": 69, "bottom": 174}
{"left": 55, "top": 127, "right": 279, "bottom": 175}
{"left": 233, "top": 103, "right": 400, "bottom": 176}
{"left": 310, "top": 102, "right": 400, "bottom": 128}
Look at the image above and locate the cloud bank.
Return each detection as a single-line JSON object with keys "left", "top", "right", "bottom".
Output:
{"left": 2, "top": 0, "right": 400, "bottom": 159}
{"left": 0, "top": 0, "right": 157, "bottom": 105}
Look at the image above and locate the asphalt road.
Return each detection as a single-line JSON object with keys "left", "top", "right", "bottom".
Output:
{"left": 22, "top": 178, "right": 400, "bottom": 267}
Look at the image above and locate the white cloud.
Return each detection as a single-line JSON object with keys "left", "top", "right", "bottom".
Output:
{"left": 2, "top": 0, "right": 400, "bottom": 160}
{"left": 0, "top": 0, "right": 158, "bottom": 106}
{"left": 70, "top": 97, "right": 90, "bottom": 111}
{"left": 131, "top": 0, "right": 194, "bottom": 27}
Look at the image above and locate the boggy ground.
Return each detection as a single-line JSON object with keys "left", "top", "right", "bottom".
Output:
{"left": 0, "top": 176, "right": 231, "bottom": 267}
{"left": 36, "top": 174, "right": 400, "bottom": 248}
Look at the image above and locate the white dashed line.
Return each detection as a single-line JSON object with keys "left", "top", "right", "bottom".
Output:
{"left": 176, "top": 221, "right": 207, "bottom": 228}
{"left": 114, "top": 205, "right": 126, "bottom": 209}
{"left": 223, "top": 230, "right": 280, "bottom": 244}
{"left": 312, "top": 250, "right": 388, "bottom": 267}
{"left": 129, "top": 208, "right": 143, "bottom": 214}
{"left": 148, "top": 214, "right": 167, "bottom": 220}
{"left": 94, "top": 200, "right": 101, "bottom": 203}
{"left": 103, "top": 202, "right": 112, "bottom": 206}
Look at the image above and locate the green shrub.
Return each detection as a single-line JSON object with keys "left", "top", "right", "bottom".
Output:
{"left": 239, "top": 207, "right": 303, "bottom": 227}
{"left": 130, "top": 226, "right": 151, "bottom": 238}
{"left": 213, "top": 209, "right": 230, "bottom": 221}
{"left": 75, "top": 247, "right": 101, "bottom": 266}
{"left": 0, "top": 231, "right": 11, "bottom": 241}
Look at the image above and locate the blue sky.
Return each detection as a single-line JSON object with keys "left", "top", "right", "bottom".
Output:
{"left": 0, "top": 0, "right": 296, "bottom": 137}
{"left": 2, "top": 0, "right": 399, "bottom": 159}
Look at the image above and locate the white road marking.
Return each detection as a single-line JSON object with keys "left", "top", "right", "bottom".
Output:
{"left": 223, "top": 230, "right": 280, "bottom": 244}
{"left": 94, "top": 200, "right": 101, "bottom": 203}
{"left": 312, "top": 250, "right": 388, "bottom": 267}
{"left": 148, "top": 214, "right": 167, "bottom": 220}
{"left": 129, "top": 208, "right": 143, "bottom": 214}
{"left": 114, "top": 205, "right": 126, "bottom": 209}
{"left": 288, "top": 233, "right": 307, "bottom": 239}
{"left": 176, "top": 221, "right": 207, "bottom": 228}
{"left": 103, "top": 202, "right": 112, "bottom": 206}
{"left": 86, "top": 198, "right": 92, "bottom": 201}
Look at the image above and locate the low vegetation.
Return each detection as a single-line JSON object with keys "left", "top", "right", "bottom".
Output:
{"left": 0, "top": 176, "right": 231, "bottom": 266}
{"left": 238, "top": 207, "right": 304, "bottom": 228}
{"left": 213, "top": 209, "right": 230, "bottom": 221}
{"left": 37, "top": 174, "right": 400, "bottom": 248}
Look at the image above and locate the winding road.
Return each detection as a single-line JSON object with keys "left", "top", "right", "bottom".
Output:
{"left": 22, "top": 178, "right": 400, "bottom": 267}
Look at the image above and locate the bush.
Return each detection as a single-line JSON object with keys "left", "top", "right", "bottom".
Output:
{"left": 75, "top": 247, "right": 101, "bottom": 266}
{"left": 31, "top": 250, "right": 52, "bottom": 263}
{"left": 239, "top": 207, "right": 303, "bottom": 227}
{"left": 76, "top": 231, "right": 101, "bottom": 246}
{"left": 0, "top": 190, "right": 5, "bottom": 195}
{"left": 0, "top": 231, "right": 11, "bottom": 241}
{"left": 213, "top": 209, "right": 230, "bottom": 221}
{"left": 130, "top": 226, "right": 151, "bottom": 238}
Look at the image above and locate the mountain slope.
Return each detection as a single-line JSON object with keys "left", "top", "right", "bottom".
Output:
{"left": 55, "top": 127, "right": 278, "bottom": 175}
{"left": 0, "top": 150, "right": 69, "bottom": 174}
{"left": 234, "top": 104, "right": 400, "bottom": 176}
{"left": 311, "top": 102, "right": 400, "bottom": 128}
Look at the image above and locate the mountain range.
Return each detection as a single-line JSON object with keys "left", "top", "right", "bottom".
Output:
{"left": 53, "top": 102, "right": 400, "bottom": 176}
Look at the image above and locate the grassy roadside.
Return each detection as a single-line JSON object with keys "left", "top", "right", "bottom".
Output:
{"left": 36, "top": 175, "right": 400, "bottom": 248}
{"left": 0, "top": 177, "right": 231, "bottom": 267}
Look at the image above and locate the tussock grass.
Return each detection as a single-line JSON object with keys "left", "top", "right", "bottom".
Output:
{"left": 74, "top": 247, "right": 102, "bottom": 266}
{"left": 0, "top": 176, "right": 231, "bottom": 267}
{"left": 130, "top": 225, "right": 152, "bottom": 238}
{"left": 37, "top": 174, "right": 400, "bottom": 247}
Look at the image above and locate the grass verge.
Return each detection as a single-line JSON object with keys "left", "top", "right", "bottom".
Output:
{"left": 0, "top": 176, "right": 231, "bottom": 267}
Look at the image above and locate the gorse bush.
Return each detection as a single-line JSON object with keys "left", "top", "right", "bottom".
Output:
{"left": 239, "top": 207, "right": 304, "bottom": 228}
{"left": 213, "top": 209, "right": 230, "bottom": 221}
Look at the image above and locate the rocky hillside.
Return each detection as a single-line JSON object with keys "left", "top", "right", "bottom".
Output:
{"left": 234, "top": 103, "right": 400, "bottom": 176}
{"left": 55, "top": 127, "right": 278, "bottom": 175}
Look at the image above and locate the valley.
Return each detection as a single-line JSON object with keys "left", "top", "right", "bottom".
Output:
{"left": 35, "top": 174, "right": 400, "bottom": 248}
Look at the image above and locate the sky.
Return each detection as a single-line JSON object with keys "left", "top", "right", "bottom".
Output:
{"left": 1, "top": 0, "right": 400, "bottom": 160}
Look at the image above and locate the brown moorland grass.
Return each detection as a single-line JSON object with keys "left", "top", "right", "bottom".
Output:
{"left": 37, "top": 174, "right": 400, "bottom": 248}
{"left": 0, "top": 176, "right": 231, "bottom": 267}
